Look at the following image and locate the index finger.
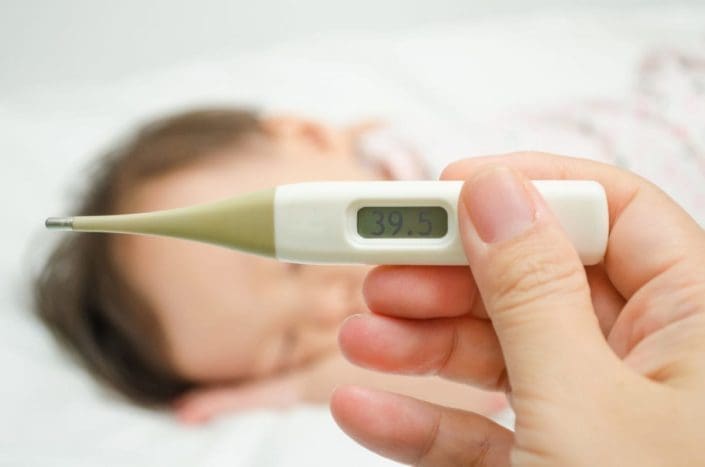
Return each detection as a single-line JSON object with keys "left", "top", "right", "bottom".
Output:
{"left": 442, "top": 152, "right": 705, "bottom": 300}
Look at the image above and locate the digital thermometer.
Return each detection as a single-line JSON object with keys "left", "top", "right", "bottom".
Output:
{"left": 46, "top": 180, "right": 609, "bottom": 265}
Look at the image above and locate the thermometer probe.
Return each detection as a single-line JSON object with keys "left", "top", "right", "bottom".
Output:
{"left": 45, "top": 180, "right": 609, "bottom": 265}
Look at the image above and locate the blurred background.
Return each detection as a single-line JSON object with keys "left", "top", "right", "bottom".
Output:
{"left": 2, "top": 0, "right": 691, "bottom": 94}
{"left": 2, "top": 1, "right": 704, "bottom": 466}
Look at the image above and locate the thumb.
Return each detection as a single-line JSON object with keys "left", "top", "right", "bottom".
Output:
{"left": 459, "top": 166, "right": 610, "bottom": 390}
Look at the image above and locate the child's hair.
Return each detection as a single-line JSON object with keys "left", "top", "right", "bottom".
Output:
{"left": 34, "top": 108, "right": 263, "bottom": 406}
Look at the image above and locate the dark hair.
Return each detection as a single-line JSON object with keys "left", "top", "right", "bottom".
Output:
{"left": 34, "top": 108, "right": 263, "bottom": 406}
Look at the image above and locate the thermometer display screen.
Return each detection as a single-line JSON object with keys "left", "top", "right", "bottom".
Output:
{"left": 357, "top": 207, "right": 448, "bottom": 238}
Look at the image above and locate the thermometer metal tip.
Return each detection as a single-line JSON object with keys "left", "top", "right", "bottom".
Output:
{"left": 45, "top": 217, "right": 74, "bottom": 230}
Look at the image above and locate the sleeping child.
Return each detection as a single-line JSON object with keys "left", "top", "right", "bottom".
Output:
{"left": 34, "top": 108, "right": 505, "bottom": 423}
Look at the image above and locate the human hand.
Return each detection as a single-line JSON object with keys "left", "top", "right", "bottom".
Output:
{"left": 331, "top": 152, "right": 705, "bottom": 466}
{"left": 172, "top": 372, "right": 304, "bottom": 424}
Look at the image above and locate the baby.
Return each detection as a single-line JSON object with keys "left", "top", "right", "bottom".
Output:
{"left": 35, "top": 108, "right": 503, "bottom": 423}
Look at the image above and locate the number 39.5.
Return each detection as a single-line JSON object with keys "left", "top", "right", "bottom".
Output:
{"left": 370, "top": 209, "right": 433, "bottom": 237}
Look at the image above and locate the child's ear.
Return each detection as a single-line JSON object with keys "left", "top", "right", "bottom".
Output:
{"left": 261, "top": 115, "right": 339, "bottom": 153}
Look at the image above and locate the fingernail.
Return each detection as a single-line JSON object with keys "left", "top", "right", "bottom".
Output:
{"left": 462, "top": 166, "right": 535, "bottom": 243}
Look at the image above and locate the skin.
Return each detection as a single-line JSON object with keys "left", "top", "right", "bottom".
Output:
{"left": 112, "top": 117, "right": 505, "bottom": 423}
{"left": 332, "top": 152, "right": 705, "bottom": 466}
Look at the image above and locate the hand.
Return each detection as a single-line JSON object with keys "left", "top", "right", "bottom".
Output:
{"left": 173, "top": 372, "right": 303, "bottom": 424}
{"left": 331, "top": 152, "right": 705, "bottom": 466}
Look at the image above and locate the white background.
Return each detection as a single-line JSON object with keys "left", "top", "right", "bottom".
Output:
{"left": 2, "top": 0, "right": 695, "bottom": 94}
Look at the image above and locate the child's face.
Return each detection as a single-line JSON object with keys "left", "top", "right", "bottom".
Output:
{"left": 112, "top": 119, "right": 382, "bottom": 383}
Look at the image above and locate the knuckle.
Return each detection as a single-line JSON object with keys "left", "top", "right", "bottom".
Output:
{"left": 416, "top": 412, "right": 441, "bottom": 465}
{"left": 468, "top": 435, "right": 493, "bottom": 466}
{"left": 486, "top": 236, "right": 587, "bottom": 314}
{"left": 627, "top": 261, "right": 705, "bottom": 353}
{"left": 417, "top": 414, "right": 498, "bottom": 467}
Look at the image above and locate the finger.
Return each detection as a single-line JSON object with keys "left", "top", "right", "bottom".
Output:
{"left": 585, "top": 265, "right": 625, "bottom": 336}
{"left": 364, "top": 266, "right": 484, "bottom": 319}
{"left": 363, "top": 264, "right": 625, "bottom": 333}
{"left": 355, "top": 267, "right": 622, "bottom": 391}
{"left": 608, "top": 259, "right": 705, "bottom": 379}
{"left": 459, "top": 165, "right": 611, "bottom": 388}
{"left": 331, "top": 386, "right": 512, "bottom": 467}
{"left": 339, "top": 314, "right": 506, "bottom": 390}
{"left": 442, "top": 152, "right": 705, "bottom": 300}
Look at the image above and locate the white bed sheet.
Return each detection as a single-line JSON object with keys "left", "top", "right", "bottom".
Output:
{"left": 2, "top": 5, "right": 704, "bottom": 466}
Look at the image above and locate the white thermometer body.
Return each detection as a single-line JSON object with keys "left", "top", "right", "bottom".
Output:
{"left": 274, "top": 181, "right": 608, "bottom": 265}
